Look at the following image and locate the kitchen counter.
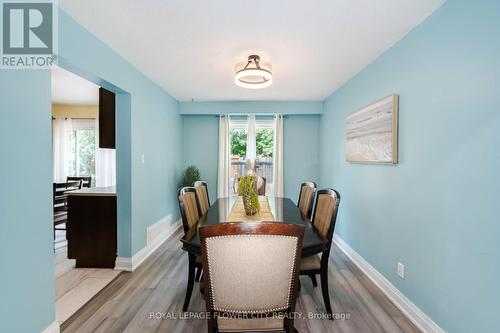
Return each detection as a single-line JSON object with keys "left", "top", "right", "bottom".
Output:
{"left": 67, "top": 187, "right": 117, "bottom": 268}
{"left": 67, "top": 186, "right": 116, "bottom": 197}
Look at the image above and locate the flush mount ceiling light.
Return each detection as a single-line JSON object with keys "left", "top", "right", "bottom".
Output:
{"left": 235, "top": 55, "right": 272, "bottom": 89}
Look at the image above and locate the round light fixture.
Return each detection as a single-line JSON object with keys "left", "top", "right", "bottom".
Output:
{"left": 234, "top": 55, "right": 272, "bottom": 89}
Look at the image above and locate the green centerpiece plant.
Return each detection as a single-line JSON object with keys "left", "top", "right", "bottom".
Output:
{"left": 238, "top": 175, "right": 260, "bottom": 215}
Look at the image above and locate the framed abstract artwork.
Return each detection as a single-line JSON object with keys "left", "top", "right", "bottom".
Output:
{"left": 346, "top": 95, "right": 399, "bottom": 164}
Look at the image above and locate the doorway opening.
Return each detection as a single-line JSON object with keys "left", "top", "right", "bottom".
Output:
{"left": 51, "top": 66, "right": 119, "bottom": 326}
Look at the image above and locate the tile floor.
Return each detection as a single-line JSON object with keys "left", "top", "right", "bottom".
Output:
{"left": 54, "top": 227, "right": 121, "bottom": 325}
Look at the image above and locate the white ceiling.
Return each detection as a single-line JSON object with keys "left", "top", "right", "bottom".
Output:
{"left": 59, "top": 0, "right": 444, "bottom": 102}
{"left": 51, "top": 66, "right": 99, "bottom": 105}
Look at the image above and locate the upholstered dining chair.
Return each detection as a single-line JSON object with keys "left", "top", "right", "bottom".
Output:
{"left": 200, "top": 222, "right": 305, "bottom": 333}
{"left": 53, "top": 180, "right": 83, "bottom": 241}
{"left": 299, "top": 188, "right": 340, "bottom": 318}
{"left": 194, "top": 181, "right": 210, "bottom": 216}
{"left": 179, "top": 187, "right": 200, "bottom": 233}
{"left": 67, "top": 176, "right": 92, "bottom": 188}
{"left": 297, "top": 182, "right": 317, "bottom": 219}
{"left": 178, "top": 187, "right": 203, "bottom": 310}
{"left": 255, "top": 175, "right": 266, "bottom": 196}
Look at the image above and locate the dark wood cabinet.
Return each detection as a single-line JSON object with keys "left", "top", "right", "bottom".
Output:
{"left": 99, "top": 87, "right": 116, "bottom": 149}
{"left": 67, "top": 193, "right": 117, "bottom": 268}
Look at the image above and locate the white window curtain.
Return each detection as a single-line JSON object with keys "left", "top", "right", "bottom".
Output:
{"left": 95, "top": 119, "right": 116, "bottom": 187}
{"left": 273, "top": 114, "right": 284, "bottom": 197}
{"left": 217, "top": 115, "right": 231, "bottom": 198}
{"left": 52, "top": 117, "right": 72, "bottom": 182}
{"left": 246, "top": 114, "right": 256, "bottom": 171}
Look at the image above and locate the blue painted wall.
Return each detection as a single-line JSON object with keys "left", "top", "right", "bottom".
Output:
{"left": 283, "top": 115, "right": 320, "bottom": 202}
{"left": 58, "top": 12, "right": 182, "bottom": 256}
{"left": 115, "top": 93, "right": 133, "bottom": 257}
{"left": 319, "top": 1, "right": 500, "bottom": 332}
{"left": 179, "top": 101, "right": 322, "bottom": 115}
{"left": 181, "top": 108, "right": 320, "bottom": 202}
{"left": 0, "top": 70, "right": 55, "bottom": 333}
{"left": 182, "top": 116, "right": 220, "bottom": 201}
{"left": 0, "top": 9, "right": 182, "bottom": 332}
{"left": 2, "top": 0, "right": 498, "bottom": 332}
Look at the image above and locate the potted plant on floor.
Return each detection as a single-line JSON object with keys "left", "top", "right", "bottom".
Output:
{"left": 178, "top": 165, "right": 200, "bottom": 192}
{"left": 238, "top": 175, "right": 260, "bottom": 215}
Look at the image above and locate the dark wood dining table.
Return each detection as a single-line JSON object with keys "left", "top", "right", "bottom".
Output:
{"left": 180, "top": 196, "right": 329, "bottom": 310}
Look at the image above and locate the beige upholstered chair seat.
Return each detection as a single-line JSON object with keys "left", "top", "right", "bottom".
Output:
{"left": 200, "top": 223, "right": 304, "bottom": 333}
{"left": 179, "top": 187, "right": 201, "bottom": 235}
{"left": 255, "top": 176, "right": 266, "bottom": 196}
{"left": 314, "top": 195, "right": 336, "bottom": 238}
{"left": 218, "top": 317, "right": 284, "bottom": 332}
{"left": 183, "top": 191, "right": 200, "bottom": 229}
{"left": 300, "top": 254, "right": 321, "bottom": 270}
{"left": 206, "top": 235, "right": 297, "bottom": 313}
{"left": 298, "top": 185, "right": 314, "bottom": 217}
{"left": 195, "top": 185, "right": 210, "bottom": 216}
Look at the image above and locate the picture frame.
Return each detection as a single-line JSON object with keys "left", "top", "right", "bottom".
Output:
{"left": 346, "top": 95, "right": 399, "bottom": 164}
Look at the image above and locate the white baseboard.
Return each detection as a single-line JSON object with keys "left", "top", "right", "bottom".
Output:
{"left": 41, "top": 321, "right": 59, "bottom": 333}
{"left": 114, "top": 215, "right": 182, "bottom": 271}
{"left": 333, "top": 235, "right": 445, "bottom": 333}
{"left": 114, "top": 256, "right": 133, "bottom": 271}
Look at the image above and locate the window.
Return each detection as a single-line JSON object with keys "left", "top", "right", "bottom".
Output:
{"left": 229, "top": 118, "right": 274, "bottom": 195}
{"left": 256, "top": 120, "right": 274, "bottom": 160}
{"left": 230, "top": 125, "right": 247, "bottom": 159}
{"left": 255, "top": 120, "right": 274, "bottom": 195}
{"left": 70, "top": 119, "right": 96, "bottom": 181}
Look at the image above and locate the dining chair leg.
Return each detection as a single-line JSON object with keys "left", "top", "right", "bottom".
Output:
{"left": 284, "top": 318, "right": 296, "bottom": 333}
{"left": 199, "top": 273, "right": 205, "bottom": 296}
{"left": 195, "top": 267, "right": 202, "bottom": 282}
{"left": 309, "top": 274, "right": 318, "bottom": 287}
{"left": 183, "top": 253, "right": 196, "bottom": 312}
{"left": 320, "top": 265, "right": 333, "bottom": 318}
{"left": 207, "top": 317, "right": 216, "bottom": 333}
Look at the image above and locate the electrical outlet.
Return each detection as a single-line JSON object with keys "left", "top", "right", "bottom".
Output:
{"left": 141, "top": 154, "right": 145, "bottom": 164}
{"left": 397, "top": 262, "right": 405, "bottom": 279}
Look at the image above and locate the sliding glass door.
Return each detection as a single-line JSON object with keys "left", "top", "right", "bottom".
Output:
{"left": 229, "top": 117, "right": 274, "bottom": 195}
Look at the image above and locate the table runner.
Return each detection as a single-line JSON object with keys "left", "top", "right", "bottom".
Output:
{"left": 226, "top": 196, "right": 275, "bottom": 222}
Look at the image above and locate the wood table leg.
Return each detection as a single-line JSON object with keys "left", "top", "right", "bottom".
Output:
{"left": 182, "top": 253, "right": 196, "bottom": 311}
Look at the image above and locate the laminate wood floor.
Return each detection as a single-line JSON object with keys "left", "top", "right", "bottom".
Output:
{"left": 62, "top": 229, "right": 420, "bottom": 333}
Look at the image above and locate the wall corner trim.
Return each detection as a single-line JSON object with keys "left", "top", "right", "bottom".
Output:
{"left": 41, "top": 321, "right": 60, "bottom": 333}
{"left": 333, "top": 235, "right": 446, "bottom": 333}
{"left": 115, "top": 216, "right": 182, "bottom": 271}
